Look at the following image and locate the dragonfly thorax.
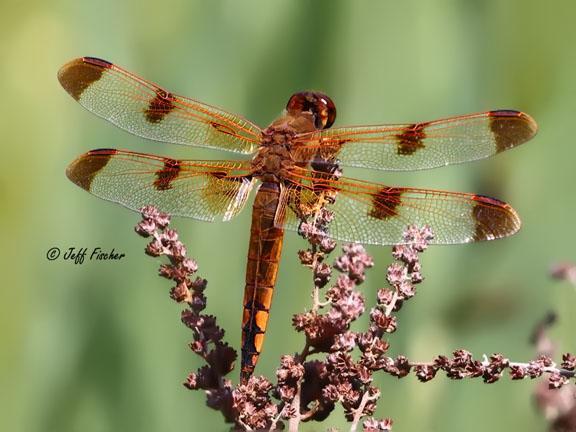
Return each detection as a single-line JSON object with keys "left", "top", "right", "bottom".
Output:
{"left": 252, "top": 130, "right": 296, "bottom": 180}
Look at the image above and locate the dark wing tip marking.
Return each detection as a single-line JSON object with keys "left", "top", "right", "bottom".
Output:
{"left": 369, "top": 187, "right": 405, "bottom": 220}
{"left": 472, "top": 194, "right": 521, "bottom": 241}
{"left": 58, "top": 57, "right": 111, "bottom": 101}
{"left": 66, "top": 148, "right": 117, "bottom": 191}
{"left": 395, "top": 123, "right": 428, "bottom": 155}
{"left": 153, "top": 158, "right": 181, "bottom": 191}
{"left": 145, "top": 90, "right": 176, "bottom": 123}
{"left": 489, "top": 110, "right": 538, "bottom": 152}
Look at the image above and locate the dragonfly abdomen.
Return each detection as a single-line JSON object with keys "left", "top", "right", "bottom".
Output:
{"left": 241, "top": 182, "right": 285, "bottom": 382}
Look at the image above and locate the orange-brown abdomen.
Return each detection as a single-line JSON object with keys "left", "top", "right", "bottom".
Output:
{"left": 241, "top": 182, "right": 285, "bottom": 382}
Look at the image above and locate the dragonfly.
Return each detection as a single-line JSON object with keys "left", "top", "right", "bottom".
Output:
{"left": 58, "top": 56, "right": 537, "bottom": 383}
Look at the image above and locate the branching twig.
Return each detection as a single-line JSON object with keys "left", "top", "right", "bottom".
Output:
{"left": 134, "top": 207, "right": 576, "bottom": 431}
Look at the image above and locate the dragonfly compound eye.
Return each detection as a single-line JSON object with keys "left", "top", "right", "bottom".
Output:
{"left": 286, "top": 91, "right": 336, "bottom": 130}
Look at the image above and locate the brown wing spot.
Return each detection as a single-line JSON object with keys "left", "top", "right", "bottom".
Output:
{"left": 66, "top": 148, "right": 117, "bottom": 191}
{"left": 145, "top": 89, "right": 175, "bottom": 123}
{"left": 472, "top": 194, "right": 521, "bottom": 241}
{"left": 489, "top": 110, "right": 538, "bottom": 153}
{"left": 58, "top": 57, "right": 111, "bottom": 101}
{"left": 370, "top": 187, "right": 404, "bottom": 220}
{"left": 153, "top": 158, "right": 180, "bottom": 191}
{"left": 396, "top": 123, "right": 428, "bottom": 155}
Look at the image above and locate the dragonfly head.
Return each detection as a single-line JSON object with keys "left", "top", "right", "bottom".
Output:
{"left": 286, "top": 91, "right": 336, "bottom": 130}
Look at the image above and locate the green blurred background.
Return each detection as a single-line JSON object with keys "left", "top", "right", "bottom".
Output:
{"left": 1, "top": 0, "right": 575, "bottom": 430}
